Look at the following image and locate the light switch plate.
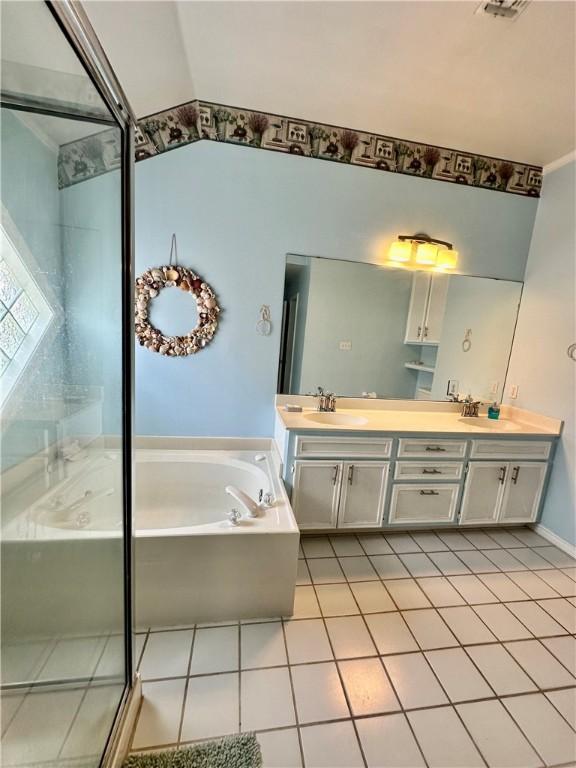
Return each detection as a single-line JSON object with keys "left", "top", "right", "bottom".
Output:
{"left": 447, "top": 379, "right": 459, "bottom": 396}
{"left": 490, "top": 381, "right": 499, "bottom": 395}
{"left": 339, "top": 340, "right": 352, "bottom": 351}
{"left": 509, "top": 383, "right": 519, "bottom": 399}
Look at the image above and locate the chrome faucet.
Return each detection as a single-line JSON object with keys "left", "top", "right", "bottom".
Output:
{"left": 315, "top": 386, "right": 336, "bottom": 412}
{"left": 461, "top": 395, "right": 481, "bottom": 417}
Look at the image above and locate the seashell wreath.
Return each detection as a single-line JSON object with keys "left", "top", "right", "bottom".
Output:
{"left": 135, "top": 265, "right": 220, "bottom": 356}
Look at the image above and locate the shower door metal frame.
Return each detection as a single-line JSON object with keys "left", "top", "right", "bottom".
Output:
{"left": 44, "top": 1, "right": 137, "bottom": 763}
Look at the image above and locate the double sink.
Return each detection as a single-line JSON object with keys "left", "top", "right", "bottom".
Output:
{"left": 303, "top": 410, "right": 522, "bottom": 431}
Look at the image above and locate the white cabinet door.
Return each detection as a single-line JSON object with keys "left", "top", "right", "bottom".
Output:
{"left": 460, "top": 462, "right": 507, "bottom": 525}
{"left": 291, "top": 461, "right": 341, "bottom": 529}
{"left": 405, "top": 273, "right": 430, "bottom": 343}
{"left": 423, "top": 274, "right": 449, "bottom": 343}
{"left": 338, "top": 462, "right": 388, "bottom": 528}
{"left": 499, "top": 462, "right": 547, "bottom": 524}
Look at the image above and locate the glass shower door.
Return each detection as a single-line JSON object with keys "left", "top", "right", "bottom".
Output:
{"left": 0, "top": 2, "right": 133, "bottom": 766}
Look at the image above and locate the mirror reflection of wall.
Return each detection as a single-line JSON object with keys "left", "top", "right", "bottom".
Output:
{"left": 278, "top": 254, "right": 522, "bottom": 403}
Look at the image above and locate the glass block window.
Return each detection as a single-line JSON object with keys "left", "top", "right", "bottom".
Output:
{"left": 0, "top": 215, "right": 54, "bottom": 407}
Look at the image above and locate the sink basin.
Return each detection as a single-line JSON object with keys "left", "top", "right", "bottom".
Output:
{"left": 458, "top": 417, "right": 521, "bottom": 432}
{"left": 305, "top": 412, "right": 369, "bottom": 427}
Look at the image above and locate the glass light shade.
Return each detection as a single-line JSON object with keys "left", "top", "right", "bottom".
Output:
{"left": 388, "top": 240, "right": 412, "bottom": 263}
{"left": 436, "top": 248, "right": 458, "bottom": 269}
{"left": 415, "top": 242, "right": 438, "bottom": 265}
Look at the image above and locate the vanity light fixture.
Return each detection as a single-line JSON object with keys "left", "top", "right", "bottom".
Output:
{"left": 387, "top": 233, "right": 458, "bottom": 271}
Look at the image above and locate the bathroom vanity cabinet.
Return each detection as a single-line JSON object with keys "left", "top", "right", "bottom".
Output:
{"left": 279, "top": 429, "right": 557, "bottom": 532}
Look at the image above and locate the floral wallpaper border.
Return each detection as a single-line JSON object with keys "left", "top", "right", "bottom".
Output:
{"left": 58, "top": 99, "right": 543, "bottom": 197}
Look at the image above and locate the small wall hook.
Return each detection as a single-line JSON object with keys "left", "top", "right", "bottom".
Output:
{"left": 462, "top": 328, "right": 472, "bottom": 353}
{"left": 256, "top": 305, "right": 272, "bottom": 336}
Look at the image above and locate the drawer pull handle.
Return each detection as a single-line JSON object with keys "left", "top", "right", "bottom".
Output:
{"left": 419, "top": 490, "right": 440, "bottom": 496}
{"left": 498, "top": 466, "right": 507, "bottom": 484}
{"left": 511, "top": 466, "right": 520, "bottom": 485}
{"left": 332, "top": 465, "right": 339, "bottom": 485}
{"left": 422, "top": 468, "right": 442, "bottom": 474}
{"left": 425, "top": 446, "right": 446, "bottom": 452}
{"left": 348, "top": 465, "right": 354, "bottom": 485}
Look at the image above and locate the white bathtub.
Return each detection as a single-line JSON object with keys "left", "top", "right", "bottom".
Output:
{"left": 2, "top": 440, "right": 299, "bottom": 633}
{"left": 134, "top": 444, "right": 300, "bottom": 627}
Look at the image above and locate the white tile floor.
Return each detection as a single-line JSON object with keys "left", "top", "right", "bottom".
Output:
{"left": 130, "top": 527, "right": 576, "bottom": 767}
{"left": 1, "top": 631, "right": 127, "bottom": 767}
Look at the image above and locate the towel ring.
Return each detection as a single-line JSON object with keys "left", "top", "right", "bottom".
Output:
{"left": 462, "top": 328, "right": 472, "bottom": 353}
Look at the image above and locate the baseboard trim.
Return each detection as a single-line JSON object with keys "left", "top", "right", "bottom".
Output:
{"left": 103, "top": 674, "right": 142, "bottom": 768}
{"left": 532, "top": 523, "right": 576, "bottom": 558}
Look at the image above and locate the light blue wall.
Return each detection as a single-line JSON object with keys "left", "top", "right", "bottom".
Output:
{"left": 505, "top": 160, "right": 576, "bottom": 546}
{"left": 0, "top": 111, "right": 64, "bottom": 470}
{"left": 431, "top": 276, "right": 522, "bottom": 402}
{"left": 135, "top": 140, "right": 538, "bottom": 437}
{"left": 297, "top": 257, "right": 416, "bottom": 398}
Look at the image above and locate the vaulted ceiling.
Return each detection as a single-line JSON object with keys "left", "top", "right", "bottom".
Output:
{"left": 85, "top": 0, "right": 575, "bottom": 166}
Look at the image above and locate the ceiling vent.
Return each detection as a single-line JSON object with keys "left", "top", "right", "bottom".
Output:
{"left": 475, "top": 0, "right": 531, "bottom": 21}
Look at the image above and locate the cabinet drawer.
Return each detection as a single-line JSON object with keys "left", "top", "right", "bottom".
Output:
{"left": 388, "top": 484, "right": 459, "bottom": 524}
{"left": 295, "top": 436, "right": 392, "bottom": 458}
{"left": 470, "top": 440, "right": 552, "bottom": 460}
{"left": 398, "top": 439, "right": 467, "bottom": 459}
{"left": 394, "top": 461, "right": 463, "bottom": 481}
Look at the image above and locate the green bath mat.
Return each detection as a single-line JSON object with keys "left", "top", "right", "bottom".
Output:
{"left": 123, "top": 733, "right": 262, "bottom": 768}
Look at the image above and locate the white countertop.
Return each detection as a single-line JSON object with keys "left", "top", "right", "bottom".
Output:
{"left": 275, "top": 402, "right": 562, "bottom": 437}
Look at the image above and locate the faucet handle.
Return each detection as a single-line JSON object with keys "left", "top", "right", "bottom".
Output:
{"left": 227, "top": 508, "right": 242, "bottom": 526}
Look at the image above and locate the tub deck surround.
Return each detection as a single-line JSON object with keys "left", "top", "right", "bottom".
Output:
{"left": 2, "top": 438, "right": 299, "bottom": 630}
{"left": 274, "top": 397, "right": 562, "bottom": 535}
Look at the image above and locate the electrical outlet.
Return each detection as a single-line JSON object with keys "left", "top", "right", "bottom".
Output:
{"left": 490, "top": 381, "right": 499, "bottom": 395}
{"left": 339, "top": 340, "right": 352, "bottom": 351}
{"left": 447, "top": 379, "right": 459, "bottom": 396}
{"left": 509, "top": 384, "right": 519, "bottom": 399}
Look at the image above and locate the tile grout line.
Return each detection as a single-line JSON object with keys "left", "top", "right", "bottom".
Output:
{"left": 343, "top": 534, "right": 493, "bottom": 768}
{"left": 280, "top": 617, "right": 306, "bottom": 768}
{"left": 237, "top": 623, "right": 242, "bottom": 735}
{"left": 130, "top": 531, "right": 575, "bottom": 758}
{"left": 325, "top": 534, "right": 491, "bottom": 768}
{"left": 304, "top": 533, "right": 576, "bottom": 766}
{"left": 342, "top": 535, "right": 432, "bottom": 768}
{"left": 56, "top": 633, "right": 114, "bottom": 760}
{"left": 306, "top": 564, "right": 370, "bottom": 768}
{"left": 176, "top": 626, "right": 196, "bottom": 745}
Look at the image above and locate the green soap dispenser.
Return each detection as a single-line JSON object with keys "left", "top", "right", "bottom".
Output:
{"left": 488, "top": 402, "right": 500, "bottom": 420}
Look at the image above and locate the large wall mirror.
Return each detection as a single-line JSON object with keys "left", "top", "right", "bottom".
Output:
{"left": 278, "top": 255, "right": 522, "bottom": 403}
